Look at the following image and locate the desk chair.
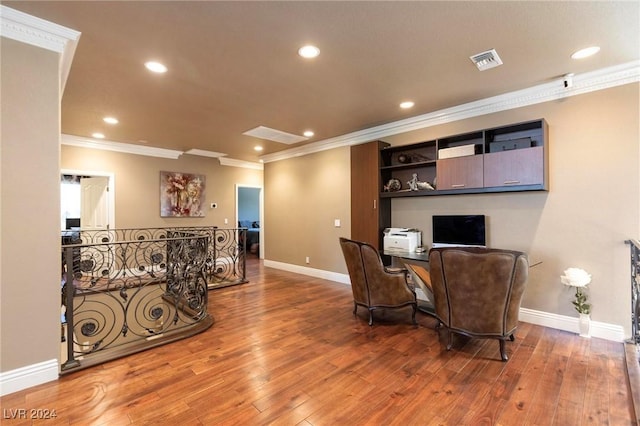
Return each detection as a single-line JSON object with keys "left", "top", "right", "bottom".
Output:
{"left": 339, "top": 237, "right": 417, "bottom": 326}
{"left": 429, "top": 247, "right": 529, "bottom": 361}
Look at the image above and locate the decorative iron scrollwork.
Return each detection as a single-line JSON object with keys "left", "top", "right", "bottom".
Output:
{"left": 60, "top": 227, "right": 223, "bottom": 373}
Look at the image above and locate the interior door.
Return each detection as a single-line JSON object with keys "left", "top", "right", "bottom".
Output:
{"left": 80, "top": 177, "right": 110, "bottom": 230}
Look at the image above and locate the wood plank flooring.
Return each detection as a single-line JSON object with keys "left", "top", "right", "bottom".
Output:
{"left": 1, "top": 259, "right": 637, "bottom": 425}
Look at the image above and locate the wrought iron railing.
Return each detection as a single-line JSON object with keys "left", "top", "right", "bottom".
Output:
{"left": 626, "top": 239, "right": 640, "bottom": 344}
{"left": 60, "top": 230, "right": 213, "bottom": 373}
{"left": 62, "top": 227, "right": 248, "bottom": 289}
{"left": 178, "top": 227, "right": 248, "bottom": 289}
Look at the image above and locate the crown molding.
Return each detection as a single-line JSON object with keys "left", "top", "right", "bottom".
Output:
{"left": 218, "top": 157, "right": 264, "bottom": 170}
{"left": 0, "top": 6, "right": 81, "bottom": 94}
{"left": 62, "top": 134, "right": 183, "bottom": 159}
{"left": 260, "top": 60, "right": 640, "bottom": 163}
{"left": 62, "top": 134, "right": 265, "bottom": 169}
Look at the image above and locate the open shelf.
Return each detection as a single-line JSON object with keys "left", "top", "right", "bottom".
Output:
{"left": 380, "top": 119, "right": 548, "bottom": 197}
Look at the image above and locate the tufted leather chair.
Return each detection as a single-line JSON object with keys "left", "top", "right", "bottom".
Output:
{"left": 428, "top": 247, "right": 529, "bottom": 361}
{"left": 339, "top": 237, "right": 417, "bottom": 326}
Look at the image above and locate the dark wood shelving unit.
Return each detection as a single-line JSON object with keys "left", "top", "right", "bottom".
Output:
{"left": 379, "top": 118, "right": 548, "bottom": 198}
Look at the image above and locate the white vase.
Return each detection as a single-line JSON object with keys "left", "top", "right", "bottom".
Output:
{"left": 578, "top": 313, "right": 591, "bottom": 338}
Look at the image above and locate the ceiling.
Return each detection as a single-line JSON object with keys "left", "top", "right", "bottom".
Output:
{"left": 4, "top": 1, "right": 639, "bottom": 163}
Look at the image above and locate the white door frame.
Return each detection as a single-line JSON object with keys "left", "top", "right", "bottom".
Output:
{"left": 61, "top": 169, "right": 116, "bottom": 230}
{"left": 235, "top": 184, "right": 263, "bottom": 259}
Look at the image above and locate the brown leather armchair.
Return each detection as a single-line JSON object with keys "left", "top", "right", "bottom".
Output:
{"left": 428, "top": 247, "right": 529, "bottom": 361}
{"left": 339, "top": 237, "right": 417, "bottom": 326}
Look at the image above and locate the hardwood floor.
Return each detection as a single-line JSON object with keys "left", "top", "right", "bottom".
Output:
{"left": 2, "top": 259, "right": 637, "bottom": 425}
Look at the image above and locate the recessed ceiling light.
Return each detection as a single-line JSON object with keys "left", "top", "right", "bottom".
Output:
{"left": 145, "top": 61, "right": 167, "bottom": 73}
{"left": 254, "top": 146, "right": 263, "bottom": 152}
{"left": 571, "top": 46, "right": 600, "bottom": 59}
{"left": 303, "top": 130, "right": 314, "bottom": 138}
{"left": 400, "top": 101, "right": 415, "bottom": 109}
{"left": 103, "top": 116, "right": 118, "bottom": 124}
{"left": 298, "top": 45, "right": 320, "bottom": 59}
{"left": 92, "top": 132, "right": 105, "bottom": 139}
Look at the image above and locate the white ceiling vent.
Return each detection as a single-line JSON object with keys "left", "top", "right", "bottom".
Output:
{"left": 183, "top": 149, "right": 227, "bottom": 158}
{"left": 243, "top": 126, "right": 308, "bottom": 144}
{"left": 470, "top": 49, "right": 503, "bottom": 71}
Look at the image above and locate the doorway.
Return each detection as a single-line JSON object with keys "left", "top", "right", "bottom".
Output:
{"left": 60, "top": 170, "right": 115, "bottom": 230}
{"left": 236, "top": 185, "right": 263, "bottom": 259}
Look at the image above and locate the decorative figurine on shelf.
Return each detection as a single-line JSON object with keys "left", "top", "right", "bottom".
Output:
{"left": 417, "top": 180, "right": 435, "bottom": 191}
{"left": 407, "top": 174, "right": 419, "bottom": 191}
{"left": 384, "top": 178, "right": 402, "bottom": 192}
{"left": 407, "top": 173, "right": 435, "bottom": 191}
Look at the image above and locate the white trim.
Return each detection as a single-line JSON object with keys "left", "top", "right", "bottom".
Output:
{"left": 62, "top": 134, "right": 183, "bottom": 159}
{"left": 0, "top": 5, "right": 81, "bottom": 95}
{"left": 519, "top": 308, "right": 625, "bottom": 342}
{"left": 0, "top": 359, "right": 58, "bottom": 396}
{"left": 263, "top": 260, "right": 351, "bottom": 284}
{"left": 0, "top": 6, "right": 78, "bottom": 53}
{"left": 219, "top": 157, "right": 264, "bottom": 170}
{"left": 263, "top": 260, "right": 626, "bottom": 342}
{"left": 259, "top": 60, "right": 640, "bottom": 163}
{"left": 61, "top": 135, "right": 265, "bottom": 167}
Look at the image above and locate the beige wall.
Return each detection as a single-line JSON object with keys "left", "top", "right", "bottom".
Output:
{"left": 62, "top": 146, "right": 262, "bottom": 229}
{"left": 1, "top": 39, "right": 62, "bottom": 371}
{"left": 1, "top": 30, "right": 636, "bottom": 385}
{"left": 264, "top": 83, "right": 639, "bottom": 335}
{"left": 264, "top": 147, "right": 351, "bottom": 270}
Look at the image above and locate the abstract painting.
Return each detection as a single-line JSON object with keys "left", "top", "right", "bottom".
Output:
{"left": 160, "top": 171, "right": 206, "bottom": 217}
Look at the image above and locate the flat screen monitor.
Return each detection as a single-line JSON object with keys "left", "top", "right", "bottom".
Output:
{"left": 432, "top": 215, "right": 486, "bottom": 248}
{"left": 65, "top": 217, "right": 80, "bottom": 230}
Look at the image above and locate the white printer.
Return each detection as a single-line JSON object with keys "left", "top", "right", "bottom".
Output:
{"left": 383, "top": 228, "right": 422, "bottom": 252}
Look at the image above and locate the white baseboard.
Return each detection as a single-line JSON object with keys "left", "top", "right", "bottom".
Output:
{"left": 0, "top": 271, "right": 628, "bottom": 398}
{"left": 519, "top": 308, "right": 625, "bottom": 342}
{"left": 263, "top": 260, "right": 350, "bottom": 284}
{"left": 0, "top": 359, "right": 58, "bottom": 396}
{"left": 264, "top": 260, "right": 626, "bottom": 342}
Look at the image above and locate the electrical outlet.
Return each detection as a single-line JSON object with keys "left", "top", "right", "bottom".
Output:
{"left": 334, "top": 219, "right": 341, "bottom": 227}
{"left": 224, "top": 218, "right": 228, "bottom": 224}
{"left": 305, "top": 256, "right": 310, "bottom": 264}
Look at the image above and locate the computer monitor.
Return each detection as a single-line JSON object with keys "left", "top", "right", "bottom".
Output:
{"left": 432, "top": 215, "right": 486, "bottom": 248}
{"left": 65, "top": 217, "right": 80, "bottom": 230}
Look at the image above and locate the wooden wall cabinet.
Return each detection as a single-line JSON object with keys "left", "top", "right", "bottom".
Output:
{"left": 351, "top": 140, "right": 390, "bottom": 250}
{"left": 437, "top": 155, "right": 484, "bottom": 190}
{"left": 484, "top": 146, "right": 544, "bottom": 188}
{"left": 379, "top": 119, "right": 548, "bottom": 198}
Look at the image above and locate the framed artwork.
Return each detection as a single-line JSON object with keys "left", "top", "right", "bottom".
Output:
{"left": 160, "top": 171, "right": 206, "bottom": 217}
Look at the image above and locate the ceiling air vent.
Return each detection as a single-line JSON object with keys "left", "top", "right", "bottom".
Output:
{"left": 470, "top": 49, "right": 503, "bottom": 71}
{"left": 242, "top": 126, "right": 307, "bottom": 144}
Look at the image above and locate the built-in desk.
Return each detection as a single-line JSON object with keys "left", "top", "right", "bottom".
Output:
{"left": 382, "top": 249, "right": 429, "bottom": 262}
{"left": 383, "top": 249, "right": 435, "bottom": 315}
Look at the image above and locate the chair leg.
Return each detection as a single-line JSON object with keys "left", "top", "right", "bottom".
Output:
{"left": 446, "top": 330, "right": 453, "bottom": 351}
{"left": 368, "top": 310, "right": 373, "bottom": 326}
{"left": 499, "top": 339, "right": 508, "bottom": 361}
{"left": 353, "top": 302, "right": 357, "bottom": 316}
{"left": 411, "top": 304, "right": 417, "bottom": 326}
{"left": 509, "top": 333, "right": 515, "bottom": 342}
